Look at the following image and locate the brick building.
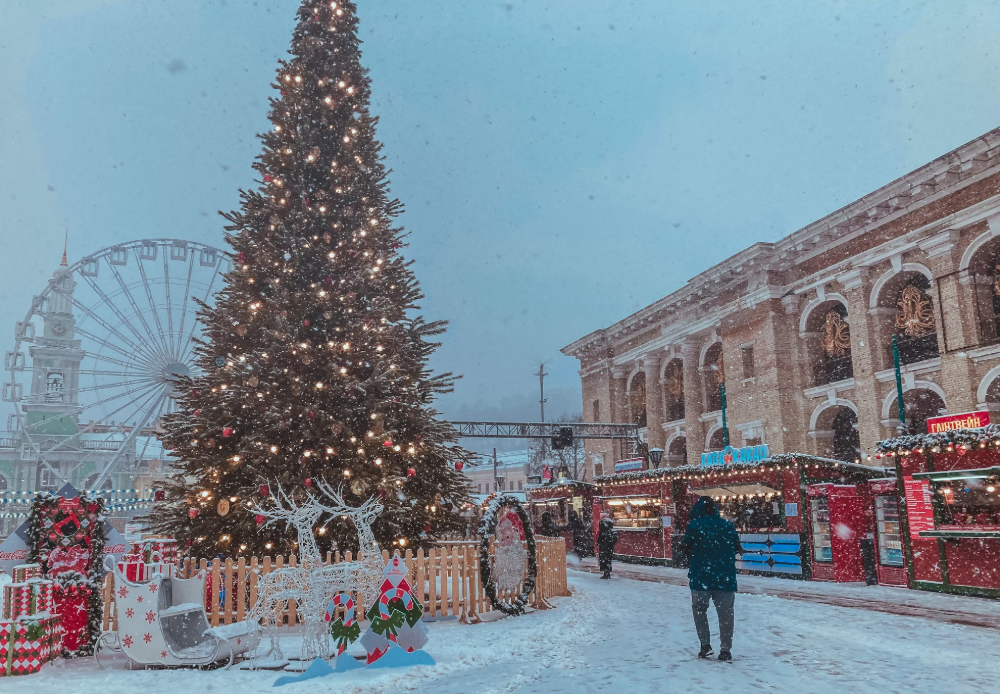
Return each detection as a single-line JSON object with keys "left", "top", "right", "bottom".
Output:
{"left": 562, "top": 127, "right": 1000, "bottom": 477}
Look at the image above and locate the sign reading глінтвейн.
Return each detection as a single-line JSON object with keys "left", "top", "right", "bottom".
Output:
{"left": 701, "top": 444, "right": 770, "bottom": 467}
{"left": 925, "top": 410, "right": 990, "bottom": 433}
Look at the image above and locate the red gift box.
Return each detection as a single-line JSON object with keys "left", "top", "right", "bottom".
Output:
{"left": 11, "top": 565, "right": 41, "bottom": 583}
{"left": 116, "top": 554, "right": 149, "bottom": 583}
{"left": 129, "top": 538, "right": 179, "bottom": 565}
{"left": 0, "top": 614, "right": 62, "bottom": 677}
{"left": 2, "top": 581, "right": 56, "bottom": 620}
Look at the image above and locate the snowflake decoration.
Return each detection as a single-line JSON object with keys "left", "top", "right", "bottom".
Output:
{"left": 144, "top": 633, "right": 152, "bottom": 644}
{"left": 149, "top": 583, "right": 158, "bottom": 593}
{"left": 123, "top": 635, "right": 133, "bottom": 648}
{"left": 137, "top": 595, "right": 143, "bottom": 603}
{"left": 118, "top": 587, "right": 128, "bottom": 599}
{"left": 125, "top": 608, "right": 134, "bottom": 618}
{"left": 145, "top": 610, "right": 156, "bottom": 624}
{"left": 160, "top": 650, "right": 167, "bottom": 659}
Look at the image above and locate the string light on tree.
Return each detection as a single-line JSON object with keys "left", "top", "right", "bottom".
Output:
{"left": 146, "top": 0, "right": 473, "bottom": 556}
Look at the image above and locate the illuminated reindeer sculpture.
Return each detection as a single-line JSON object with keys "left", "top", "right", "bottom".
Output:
{"left": 245, "top": 480, "right": 384, "bottom": 662}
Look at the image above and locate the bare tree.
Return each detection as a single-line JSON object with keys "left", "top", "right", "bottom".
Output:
{"left": 529, "top": 413, "right": 587, "bottom": 482}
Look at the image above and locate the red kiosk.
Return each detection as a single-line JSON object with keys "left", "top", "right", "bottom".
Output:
{"left": 596, "top": 453, "right": 891, "bottom": 582}
{"left": 877, "top": 419, "right": 1000, "bottom": 598}
{"left": 525, "top": 479, "right": 597, "bottom": 556}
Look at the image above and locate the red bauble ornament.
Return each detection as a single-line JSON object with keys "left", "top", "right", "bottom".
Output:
{"left": 455, "top": 462, "right": 464, "bottom": 471}
{"left": 255, "top": 514, "right": 265, "bottom": 525}
{"left": 383, "top": 440, "right": 392, "bottom": 447}
{"left": 194, "top": 409, "right": 202, "bottom": 417}
{"left": 188, "top": 508, "right": 199, "bottom": 519}
{"left": 263, "top": 173, "right": 272, "bottom": 182}
{"left": 222, "top": 427, "right": 233, "bottom": 437}
{"left": 237, "top": 251, "right": 245, "bottom": 263}
{"left": 304, "top": 478, "right": 313, "bottom": 487}
{"left": 424, "top": 524, "right": 431, "bottom": 533}
{"left": 305, "top": 198, "right": 312, "bottom": 207}
{"left": 185, "top": 540, "right": 193, "bottom": 547}
{"left": 376, "top": 487, "right": 387, "bottom": 499}
{"left": 325, "top": 277, "right": 333, "bottom": 287}
{"left": 309, "top": 411, "right": 316, "bottom": 419}
{"left": 303, "top": 319, "right": 310, "bottom": 327}
{"left": 259, "top": 484, "right": 270, "bottom": 497}
{"left": 191, "top": 389, "right": 199, "bottom": 398}
{"left": 406, "top": 468, "right": 416, "bottom": 478}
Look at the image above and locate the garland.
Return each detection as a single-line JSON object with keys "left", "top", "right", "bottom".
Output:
{"left": 25, "top": 491, "right": 107, "bottom": 657}
{"left": 875, "top": 424, "right": 1000, "bottom": 458}
{"left": 478, "top": 494, "right": 537, "bottom": 616}
{"left": 875, "top": 425, "right": 1000, "bottom": 457}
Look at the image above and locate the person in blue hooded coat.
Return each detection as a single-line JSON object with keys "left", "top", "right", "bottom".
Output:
{"left": 681, "top": 496, "right": 743, "bottom": 663}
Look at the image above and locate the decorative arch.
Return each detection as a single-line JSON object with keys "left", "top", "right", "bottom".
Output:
{"left": 977, "top": 363, "right": 1000, "bottom": 404}
{"left": 704, "top": 421, "right": 723, "bottom": 451}
{"left": 664, "top": 429, "right": 686, "bottom": 452}
{"left": 880, "top": 380, "right": 947, "bottom": 419}
{"left": 869, "top": 263, "right": 934, "bottom": 309}
{"left": 625, "top": 366, "right": 643, "bottom": 393}
{"left": 809, "top": 398, "right": 859, "bottom": 432}
{"left": 699, "top": 339, "right": 720, "bottom": 368}
{"left": 799, "top": 293, "right": 849, "bottom": 334}
{"left": 960, "top": 226, "right": 998, "bottom": 273}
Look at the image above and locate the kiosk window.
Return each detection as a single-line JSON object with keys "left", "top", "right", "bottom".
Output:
{"left": 874, "top": 495, "right": 904, "bottom": 567}
{"left": 810, "top": 497, "right": 832, "bottom": 562}
{"left": 936, "top": 475, "right": 1000, "bottom": 528}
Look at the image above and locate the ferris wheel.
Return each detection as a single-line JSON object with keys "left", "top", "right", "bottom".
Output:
{"left": 3, "top": 239, "right": 228, "bottom": 492}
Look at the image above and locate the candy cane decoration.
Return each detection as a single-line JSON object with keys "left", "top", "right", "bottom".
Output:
{"left": 378, "top": 586, "right": 414, "bottom": 620}
{"left": 326, "top": 593, "right": 358, "bottom": 656}
{"left": 326, "top": 592, "right": 355, "bottom": 624}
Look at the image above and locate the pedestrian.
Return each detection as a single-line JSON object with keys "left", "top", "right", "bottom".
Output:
{"left": 597, "top": 515, "right": 619, "bottom": 579}
{"left": 681, "top": 496, "right": 743, "bottom": 663}
{"left": 568, "top": 509, "right": 593, "bottom": 557}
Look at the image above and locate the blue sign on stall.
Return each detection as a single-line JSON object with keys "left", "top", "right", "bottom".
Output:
{"left": 700, "top": 444, "right": 769, "bottom": 467}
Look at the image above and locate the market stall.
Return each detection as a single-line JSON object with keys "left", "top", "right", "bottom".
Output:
{"left": 525, "top": 480, "right": 596, "bottom": 556}
{"left": 594, "top": 469, "right": 675, "bottom": 565}
{"left": 876, "top": 424, "right": 1000, "bottom": 598}
{"left": 596, "top": 454, "right": 891, "bottom": 580}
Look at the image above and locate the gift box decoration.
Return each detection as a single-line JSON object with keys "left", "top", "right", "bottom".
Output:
{"left": 116, "top": 554, "right": 149, "bottom": 583}
{"left": 129, "top": 538, "right": 179, "bottom": 565}
{"left": 11, "top": 566, "right": 42, "bottom": 584}
{"left": 2, "top": 581, "right": 57, "bottom": 621}
{"left": 0, "top": 614, "right": 62, "bottom": 677}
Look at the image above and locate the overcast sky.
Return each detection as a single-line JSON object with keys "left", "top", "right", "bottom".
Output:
{"left": 3, "top": 1, "right": 1000, "bottom": 447}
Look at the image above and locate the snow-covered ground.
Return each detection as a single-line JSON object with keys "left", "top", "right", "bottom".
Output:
{"left": 7, "top": 569, "right": 995, "bottom": 693}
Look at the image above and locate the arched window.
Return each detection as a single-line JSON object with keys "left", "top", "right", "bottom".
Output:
{"left": 666, "top": 436, "right": 687, "bottom": 467}
{"left": 703, "top": 343, "right": 724, "bottom": 411}
{"left": 45, "top": 372, "right": 64, "bottom": 403}
{"left": 628, "top": 372, "right": 647, "bottom": 428}
{"left": 804, "top": 302, "right": 853, "bottom": 386}
{"left": 831, "top": 408, "right": 861, "bottom": 463}
{"left": 962, "top": 236, "right": 1000, "bottom": 347}
{"left": 879, "top": 273, "right": 939, "bottom": 366}
{"left": 663, "top": 359, "right": 685, "bottom": 422}
{"left": 890, "top": 388, "right": 946, "bottom": 435}
{"left": 708, "top": 427, "right": 725, "bottom": 452}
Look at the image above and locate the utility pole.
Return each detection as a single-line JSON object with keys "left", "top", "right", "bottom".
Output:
{"left": 493, "top": 447, "right": 499, "bottom": 492}
{"left": 892, "top": 335, "right": 907, "bottom": 434}
{"left": 535, "top": 362, "right": 549, "bottom": 422}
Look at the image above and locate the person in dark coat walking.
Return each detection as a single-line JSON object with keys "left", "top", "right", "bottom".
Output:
{"left": 597, "top": 516, "right": 619, "bottom": 579}
{"left": 568, "top": 509, "right": 593, "bottom": 557}
{"left": 681, "top": 496, "right": 743, "bottom": 662}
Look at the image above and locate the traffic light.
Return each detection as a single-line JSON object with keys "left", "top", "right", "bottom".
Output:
{"left": 551, "top": 426, "right": 573, "bottom": 450}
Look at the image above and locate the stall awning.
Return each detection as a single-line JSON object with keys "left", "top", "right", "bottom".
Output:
{"left": 688, "top": 482, "right": 780, "bottom": 498}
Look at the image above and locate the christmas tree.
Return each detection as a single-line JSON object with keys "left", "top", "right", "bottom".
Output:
{"left": 147, "top": 0, "right": 473, "bottom": 557}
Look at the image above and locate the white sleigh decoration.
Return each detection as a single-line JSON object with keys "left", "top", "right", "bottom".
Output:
{"left": 96, "top": 555, "right": 260, "bottom": 669}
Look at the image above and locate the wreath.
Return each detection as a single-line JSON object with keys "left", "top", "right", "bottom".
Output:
{"left": 478, "top": 494, "right": 537, "bottom": 616}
